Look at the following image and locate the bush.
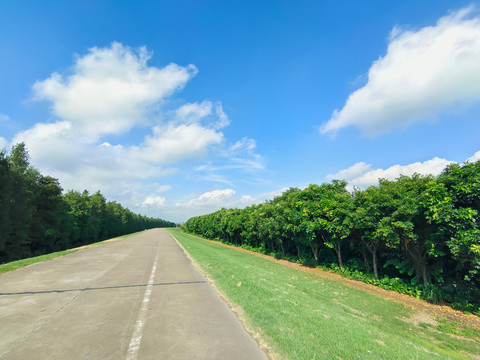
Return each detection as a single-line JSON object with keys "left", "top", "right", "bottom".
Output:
{"left": 422, "top": 284, "right": 444, "bottom": 305}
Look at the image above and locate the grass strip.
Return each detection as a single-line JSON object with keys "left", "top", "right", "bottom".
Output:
{"left": 0, "top": 250, "right": 77, "bottom": 274}
{"left": 168, "top": 228, "right": 480, "bottom": 360}
{"left": 0, "top": 230, "right": 148, "bottom": 274}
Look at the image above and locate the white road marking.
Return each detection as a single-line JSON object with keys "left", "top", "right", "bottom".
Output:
{"left": 126, "top": 254, "right": 158, "bottom": 360}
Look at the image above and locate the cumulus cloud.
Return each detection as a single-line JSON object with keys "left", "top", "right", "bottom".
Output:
{"left": 141, "top": 195, "right": 166, "bottom": 207}
{"left": 174, "top": 101, "right": 213, "bottom": 123}
{"left": 185, "top": 188, "right": 287, "bottom": 210}
{"left": 131, "top": 123, "right": 224, "bottom": 164}
{"left": 166, "top": 187, "right": 288, "bottom": 221}
{"left": 11, "top": 43, "right": 231, "bottom": 191}
{"left": 33, "top": 42, "right": 197, "bottom": 137}
{"left": 467, "top": 150, "right": 480, "bottom": 162}
{"left": 321, "top": 6, "right": 480, "bottom": 136}
{"left": 13, "top": 121, "right": 83, "bottom": 172}
{"left": 188, "top": 188, "right": 236, "bottom": 206}
{"left": 328, "top": 156, "right": 461, "bottom": 189}
{"left": 326, "top": 162, "right": 372, "bottom": 181}
{"left": 8, "top": 42, "right": 266, "bottom": 222}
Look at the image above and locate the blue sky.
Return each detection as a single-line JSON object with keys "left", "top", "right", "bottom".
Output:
{"left": 1, "top": 1, "right": 480, "bottom": 222}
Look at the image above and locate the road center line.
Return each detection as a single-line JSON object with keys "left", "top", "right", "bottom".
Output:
{"left": 126, "top": 253, "right": 158, "bottom": 360}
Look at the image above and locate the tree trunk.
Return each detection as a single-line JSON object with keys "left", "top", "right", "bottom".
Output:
{"left": 409, "top": 246, "right": 428, "bottom": 287}
{"left": 364, "top": 241, "right": 379, "bottom": 279}
{"left": 372, "top": 247, "right": 378, "bottom": 280}
{"left": 362, "top": 245, "right": 371, "bottom": 273}
{"left": 296, "top": 243, "right": 301, "bottom": 258}
{"left": 310, "top": 245, "right": 318, "bottom": 264}
{"left": 422, "top": 263, "right": 428, "bottom": 288}
{"left": 333, "top": 244, "right": 343, "bottom": 268}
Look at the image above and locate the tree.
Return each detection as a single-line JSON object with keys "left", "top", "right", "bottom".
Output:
{"left": 87, "top": 191, "right": 107, "bottom": 240}
{"left": 293, "top": 181, "right": 349, "bottom": 265}
{"left": 322, "top": 181, "right": 353, "bottom": 268}
{"left": 426, "top": 161, "right": 480, "bottom": 295}
{"left": 4, "top": 143, "right": 34, "bottom": 260}
{"left": 379, "top": 175, "right": 441, "bottom": 287}
{"left": 0, "top": 150, "right": 13, "bottom": 260}
{"left": 30, "top": 175, "right": 70, "bottom": 253}
{"left": 354, "top": 185, "right": 397, "bottom": 279}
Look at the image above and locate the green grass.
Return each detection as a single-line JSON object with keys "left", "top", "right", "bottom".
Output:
{"left": 0, "top": 249, "right": 77, "bottom": 274}
{"left": 168, "top": 228, "right": 480, "bottom": 360}
{"left": 0, "top": 230, "right": 144, "bottom": 274}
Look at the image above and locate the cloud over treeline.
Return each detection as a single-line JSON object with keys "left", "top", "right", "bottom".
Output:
{"left": 8, "top": 42, "right": 262, "bottom": 221}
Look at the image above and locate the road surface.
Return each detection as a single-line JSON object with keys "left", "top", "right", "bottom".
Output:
{"left": 0, "top": 229, "right": 267, "bottom": 360}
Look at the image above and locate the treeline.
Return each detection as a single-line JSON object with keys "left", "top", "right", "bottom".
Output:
{"left": 185, "top": 160, "right": 480, "bottom": 311}
{"left": 0, "top": 143, "right": 175, "bottom": 263}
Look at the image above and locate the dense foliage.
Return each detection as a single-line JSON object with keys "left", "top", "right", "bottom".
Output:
{"left": 185, "top": 161, "right": 480, "bottom": 312}
{"left": 0, "top": 143, "right": 175, "bottom": 263}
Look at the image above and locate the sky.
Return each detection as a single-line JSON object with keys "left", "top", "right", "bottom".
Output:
{"left": 1, "top": 1, "right": 480, "bottom": 223}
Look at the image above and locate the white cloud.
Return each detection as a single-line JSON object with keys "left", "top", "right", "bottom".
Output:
{"left": 174, "top": 101, "right": 213, "bottom": 123}
{"left": 328, "top": 157, "right": 457, "bottom": 189}
{"left": 321, "top": 6, "right": 480, "bottom": 136}
{"left": 173, "top": 101, "right": 230, "bottom": 130}
{"left": 189, "top": 188, "right": 236, "bottom": 206}
{"left": 190, "top": 136, "right": 264, "bottom": 187}
{"left": 13, "top": 121, "right": 84, "bottom": 172}
{"left": 467, "top": 150, "right": 480, "bottom": 162}
{"left": 7, "top": 42, "right": 268, "bottom": 224}
{"left": 213, "top": 102, "right": 231, "bottom": 129}
{"left": 185, "top": 188, "right": 287, "bottom": 210}
{"left": 166, "top": 187, "right": 287, "bottom": 221}
{"left": 10, "top": 43, "right": 231, "bottom": 195}
{"left": 131, "top": 123, "right": 224, "bottom": 164}
{"left": 230, "top": 137, "right": 257, "bottom": 154}
{"left": 326, "top": 162, "right": 371, "bottom": 180}
{"left": 141, "top": 195, "right": 166, "bottom": 207}
{"left": 33, "top": 42, "right": 197, "bottom": 137}
{"left": 0, "top": 114, "right": 10, "bottom": 123}
{"left": 226, "top": 137, "right": 264, "bottom": 171}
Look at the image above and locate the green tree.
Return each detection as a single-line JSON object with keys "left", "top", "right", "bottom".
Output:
{"left": 293, "top": 181, "right": 348, "bottom": 265}
{"left": 354, "top": 185, "right": 397, "bottom": 279}
{"left": 4, "top": 143, "right": 34, "bottom": 260}
{"left": 426, "top": 161, "right": 480, "bottom": 298}
{"left": 0, "top": 150, "right": 14, "bottom": 260}
{"left": 30, "top": 175, "right": 71, "bottom": 253}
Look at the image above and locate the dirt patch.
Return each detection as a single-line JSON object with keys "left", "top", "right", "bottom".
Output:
{"left": 191, "top": 234, "right": 480, "bottom": 331}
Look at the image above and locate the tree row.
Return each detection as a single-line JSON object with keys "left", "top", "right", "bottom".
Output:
{"left": 185, "top": 160, "right": 480, "bottom": 310}
{"left": 0, "top": 143, "right": 175, "bottom": 263}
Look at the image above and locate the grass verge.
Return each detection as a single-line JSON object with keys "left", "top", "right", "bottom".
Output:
{"left": 168, "top": 228, "right": 480, "bottom": 360}
{"left": 0, "top": 230, "right": 148, "bottom": 274}
{"left": 0, "top": 250, "right": 77, "bottom": 274}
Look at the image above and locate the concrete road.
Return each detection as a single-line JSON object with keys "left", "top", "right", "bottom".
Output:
{"left": 0, "top": 229, "right": 267, "bottom": 360}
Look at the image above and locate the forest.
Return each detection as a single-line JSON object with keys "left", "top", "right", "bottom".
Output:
{"left": 0, "top": 143, "right": 175, "bottom": 263}
{"left": 185, "top": 160, "right": 480, "bottom": 312}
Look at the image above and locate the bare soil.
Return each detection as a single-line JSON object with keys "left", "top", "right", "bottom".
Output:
{"left": 193, "top": 235, "right": 480, "bottom": 330}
